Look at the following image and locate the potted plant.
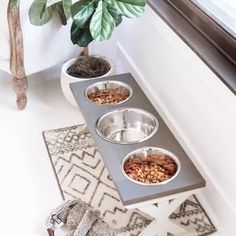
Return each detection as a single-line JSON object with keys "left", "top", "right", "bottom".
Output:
{"left": 28, "top": 0, "right": 146, "bottom": 106}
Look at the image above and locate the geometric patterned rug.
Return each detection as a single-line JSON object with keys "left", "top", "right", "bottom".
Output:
{"left": 43, "top": 124, "right": 217, "bottom": 236}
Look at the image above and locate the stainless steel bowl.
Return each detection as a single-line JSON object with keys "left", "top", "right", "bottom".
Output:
{"left": 85, "top": 80, "right": 132, "bottom": 105}
{"left": 121, "top": 147, "right": 181, "bottom": 186}
{"left": 96, "top": 108, "right": 159, "bottom": 144}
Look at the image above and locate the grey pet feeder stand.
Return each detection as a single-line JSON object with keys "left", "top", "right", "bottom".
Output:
{"left": 70, "top": 73, "right": 206, "bottom": 236}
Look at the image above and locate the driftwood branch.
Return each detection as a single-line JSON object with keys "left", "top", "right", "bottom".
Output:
{"left": 7, "top": 1, "right": 28, "bottom": 110}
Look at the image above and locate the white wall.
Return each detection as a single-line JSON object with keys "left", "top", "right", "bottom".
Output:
{"left": 0, "top": 0, "right": 77, "bottom": 75}
{"left": 111, "top": 6, "right": 236, "bottom": 236}
{"left": 0, "top": 1, "right": 10, "bottom": 72}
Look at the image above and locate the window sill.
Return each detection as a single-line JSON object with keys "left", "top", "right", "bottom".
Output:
{"left": 147, "top": 0, "right": 236, "bottom": 95}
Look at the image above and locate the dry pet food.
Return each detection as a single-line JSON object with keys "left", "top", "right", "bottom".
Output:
{"left": 124, "top": 154, "right": 177, "bottom": 184}
{"left": 88, "top": 88, "right": 129, "bottom": 104}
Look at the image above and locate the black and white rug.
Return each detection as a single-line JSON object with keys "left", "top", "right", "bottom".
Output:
{"left": 43, "top": 124, "right": 216, "bottom": 236}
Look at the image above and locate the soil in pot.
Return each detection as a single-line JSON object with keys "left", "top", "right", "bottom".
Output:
{"left": 67, "top": 56, "right": 111, "bottom": 78}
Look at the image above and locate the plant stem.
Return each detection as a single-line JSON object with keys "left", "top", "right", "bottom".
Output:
{"left": 83, "top": 47, "right": 89, "bottom": 57}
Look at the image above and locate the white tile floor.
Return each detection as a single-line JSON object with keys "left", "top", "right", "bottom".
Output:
{"left": 0, "top": 66, "right": 84, "bottom": 236}
{"left": 0, "top": 66, "right": 220, "bottom": 236}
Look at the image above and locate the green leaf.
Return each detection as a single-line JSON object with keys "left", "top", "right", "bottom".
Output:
{"left": 29, "top": 0, "right": 53, "bottom": 26}
{"left": 46, "top": 0, "right": 61, "bottom": 7}
{"left": 106, "top": 3, "right": 122, "bottom": 26}
{"left": 55, "top": 3, "right": 67, "bottom": 25}
{"left": 90, "top": 0, "right": 115, "bottom": 41}
{"left": 55, "top": 0, "right": 72, "bottom": 25}
{"left": 62, "top": 0, "right": 72, "bottom": 19}
{"left": 112, "top": 14, "right": 122, "bottom": 26}
{"left": 71, "top": 22, "right": 93, "bottom": 47}
{"left": 71, "top": 0, "right": 96, "bottom": 28}
{"left": 111, "top": 0, "right": 145, "bottom": 18}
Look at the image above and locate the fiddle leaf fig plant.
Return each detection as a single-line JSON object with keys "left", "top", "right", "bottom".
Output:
{"left": 28, "top": 0, "right": 146, "bottom": 48}
{"left": 27, "top": 0, "right": 146, "bottom": 78}
{"left": 70, "top": 0, "right": 146, "bottom": 47}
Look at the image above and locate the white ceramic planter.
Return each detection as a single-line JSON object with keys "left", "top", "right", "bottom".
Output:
{"left": 61, "top": 56, "right": 115, "bottom": 107}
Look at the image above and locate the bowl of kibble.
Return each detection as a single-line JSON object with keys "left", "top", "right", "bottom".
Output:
{"left": 85, "top": 80, "right": 132, "bottom": 105}
{"left": 122, "top": 147, "right": 180, "bottom": 185}
{"left": 96, "top": 108, "right": 159, "bottom": 144}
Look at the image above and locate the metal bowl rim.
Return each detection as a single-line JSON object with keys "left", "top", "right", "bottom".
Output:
{"left": 84, "top": 80, "right": 133, "bottom": 106}
{"left": 121, "top": 147, "right": 181, "bottom": 186}
{"left": 95, "top": 107, "right": 159, "bottom": 144}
